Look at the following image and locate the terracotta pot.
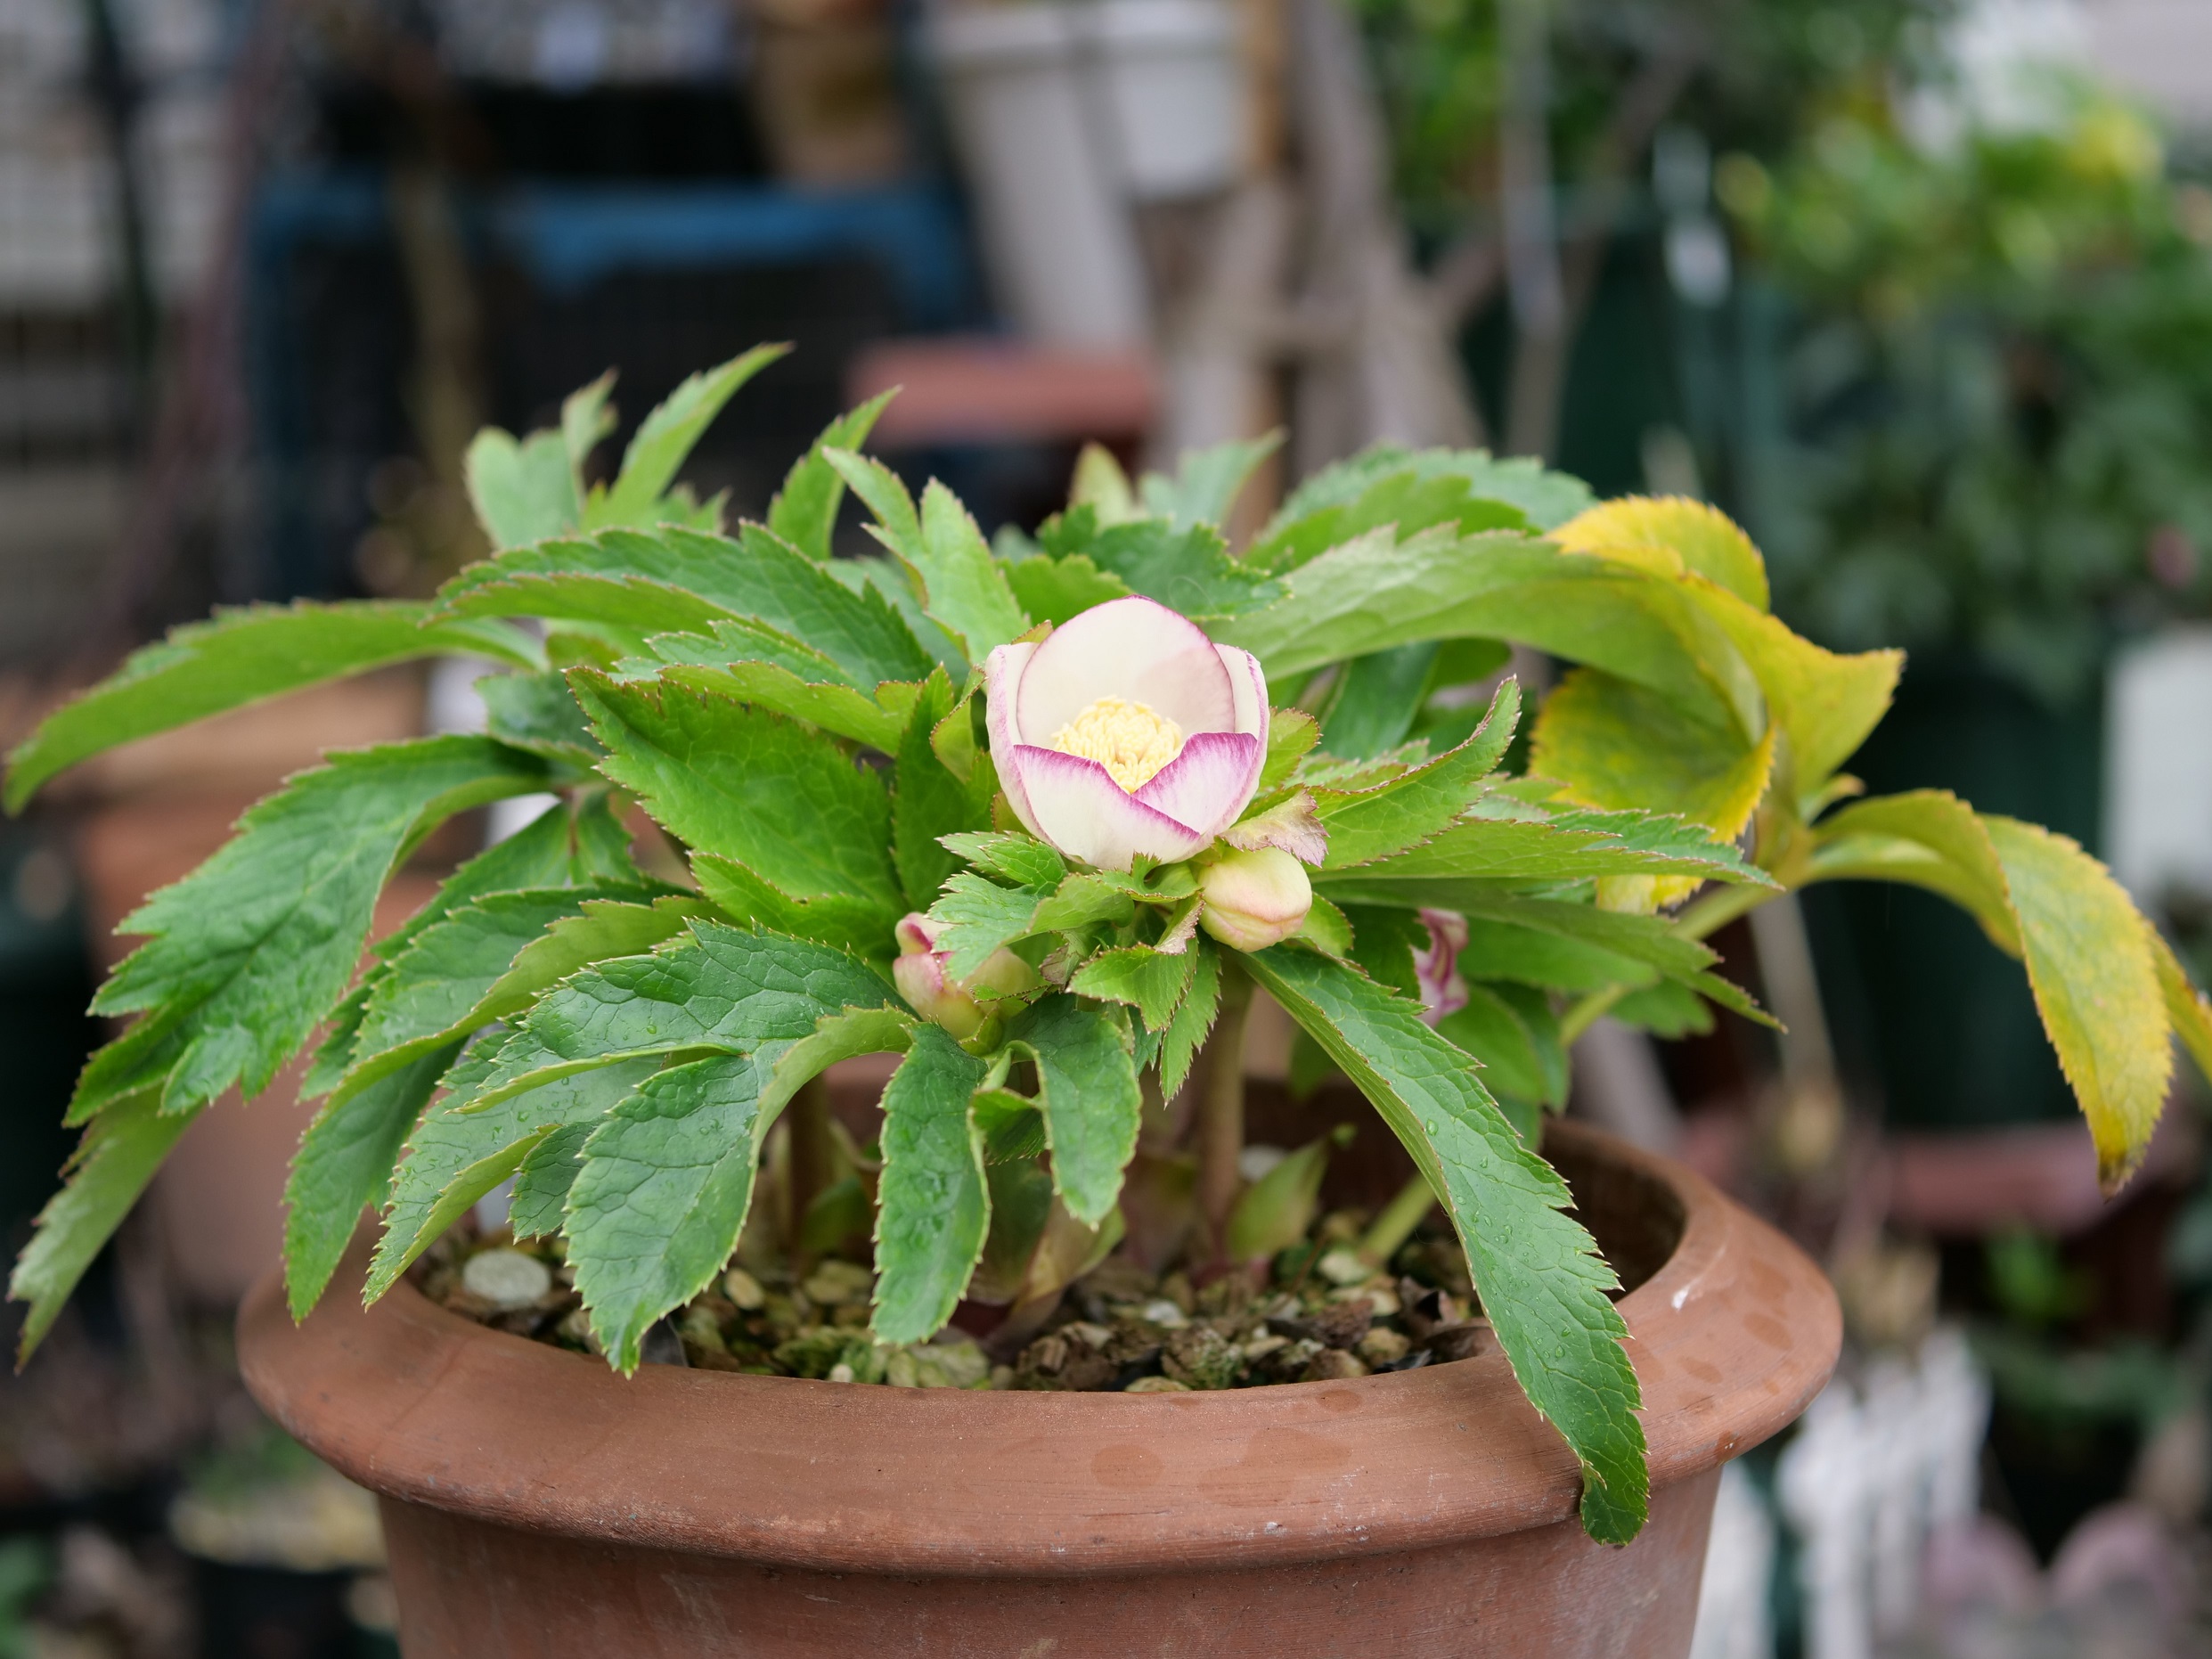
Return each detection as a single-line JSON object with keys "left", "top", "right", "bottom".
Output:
{"left": 238, "top": 1122, "right": 1839, "bottom": 1657}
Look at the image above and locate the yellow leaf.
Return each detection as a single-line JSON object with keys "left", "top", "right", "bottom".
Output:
{"left": 1808, "top": 790, "right": 2018, "bottom": 949}
{"left": 1983, "top": 818, "right": 2170, "bottom": 1194}
{"left": 2151, "top": 928, "right": 2212, "bottom": 1089}
{"left": 1530, "top": 668, "right": 1775, "bottom": 912}
{"left": 1554, "top": 496, "right": 1770, "bottom": 609}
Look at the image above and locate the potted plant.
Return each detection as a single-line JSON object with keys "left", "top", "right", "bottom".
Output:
{"left": 11, "top": 346, "right": 2208, "bottom": 1655}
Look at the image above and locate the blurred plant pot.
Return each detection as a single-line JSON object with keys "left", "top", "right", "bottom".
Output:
{"left": 929, "top": 0, "right": 1243, "bottom": 346}
{"left": 68, "top": 671, "right": 427, "bottom": 1306}
{"left": 238, "top": 1124, "right": 1839, "bottom": 1658}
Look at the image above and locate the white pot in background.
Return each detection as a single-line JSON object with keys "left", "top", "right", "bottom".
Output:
{"left": 928, "top": 0, "right": 1246, "bottom": 347}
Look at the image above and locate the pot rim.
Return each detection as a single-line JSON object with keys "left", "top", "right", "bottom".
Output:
{"left": 239, "top": 1122, "right": 1838, "bottom": 1579}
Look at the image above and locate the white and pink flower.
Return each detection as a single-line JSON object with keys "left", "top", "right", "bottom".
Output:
{"left": 984, "top": 596, "right": 1269, "bottom": 873}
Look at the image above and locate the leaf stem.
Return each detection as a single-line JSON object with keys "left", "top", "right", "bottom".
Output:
{"left": 1196, "top": 963, "right": 1254, "bottom": 1254}
{"left": 1358, "top": 1169, "right": 1441, "bottom": 1266}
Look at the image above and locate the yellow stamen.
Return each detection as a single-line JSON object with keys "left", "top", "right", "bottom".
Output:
{"left": 1049, "top": 696, "right": 1185, "bottom": 790}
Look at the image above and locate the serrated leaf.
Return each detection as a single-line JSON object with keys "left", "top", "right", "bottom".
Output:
{"left": 367, "top": 1051, "right": 666, "bottom": 1300}
{"left": 1448, "top": 894, "right": 1767, "bottom": 1023}
{"left": 769, "top": 389, "right": 896, "bottom": 560}
{"left": 871, "top": 1026, "right": 992, "bottom": 1343}
{"left": 1453, "top": 915, "right": 1660, "bottom": 994}
{"left": 894, "top": 671, "right": 972, "bottom": 911}
{"left": 2153, "top": 930, "right": 2212, "bottom": 1088}
{"left": 283, "top": 1038, "right": 462, "bottom": 1320}
{"left": 5, "top": 602, "right": 537, "bottom": 813}
{"left": 589, "top": 345, "right": 788, "bottom": 528}
{"left": 1554, "top": 496, "right": 1769, "bottom": 609}
{"left": 1241, "top": 944, "right": 1645, "bottom": 1543}
{"left": 1260, "top": 708, "right": 1319, "bottom": 791}
{"left": 828, "top": 453, "right": 1028, "bottom": 659}
{"left": 1002, "top": 552, "right": 1133, "bottom": 626}
{"left": 1215, "top": 529, "right": 1753, "bottom": 740}
{"left": 1318, "top": 644, "right": 1441, "bottom": 759}
{"left": 575, "top": 675, "right": 902, "bottom": 923}
{"left": 464, "top": 921, "right": 896, "bottom": 1111}
{"left": 466, "top": 426, "right": 581, "bottom": 550}
{"left": 973, "top": 1087, "right": 1048, "bottom": 1164}
{"left": 1264, "top": 444, "right": 1595, "bottom": 543}
{"left": 1250, "top": 467, "right": 1534, "bottom": 576}
{"left": 1316, "top": 680, "right": 1521, "bottom": 870}
{"left": 508, "top": 1121, "right": 592, "bottom": 1239}
{"left": 1008, "top": 997, "right": 1141, "bottom": 1225}
{"left": 690, "top": 856, "right": 896, "bottom": 959}
{"left": 475, "top": 895, "right": 714, "bottom": 1027}
{"left": 929, "top": 873, "right": 1053, "bottom": 981}
{"left": 1138, "top": 431, "right": 1282, "bottom": 527}
{"left": 10, "top": 1091, "right": 199, "bottom": 1360}
{"left": 1039, "top": 510, "right": 1281, "bottom": 620}
{"left": 1069, "top": 944, "right": 1197, "bottom": 1032}
{"left": 479, "top": 670, "right": 602, "bottom": 762}
{"left": 78, "top": 737, "right": 552, "bottom": 1122}
{"left": 1158, "top": 942, "right": 1221, "bottom": 1099}
{"left": 940, "top": 832, "right": 1066, "bottom": 890}
{"left": 647, "top": 660, "right": 911, "bottom": 753}
{"left": 1435, "top": 983, "right": 1565, "bottom": 1122}
{"left": 569, "top": 1006, "right": 913, "bottom": 1369}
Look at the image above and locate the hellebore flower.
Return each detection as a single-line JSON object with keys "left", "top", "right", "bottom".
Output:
{"left": 1197, "top": 846, "right": 1312, "bottom": 952}
{"left": 893, "top": 913, "right": 1036, "bottom": 1038}
{"left": 984, "top": 596, "right": 1269, "bottom": 873}
{"left": 1413, "top": 908, "right": 1470, "bottom": 1025}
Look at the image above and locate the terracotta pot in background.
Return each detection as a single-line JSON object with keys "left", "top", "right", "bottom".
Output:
{"left": 239, "top": 1124, "right": 1840, "bottom": 1658}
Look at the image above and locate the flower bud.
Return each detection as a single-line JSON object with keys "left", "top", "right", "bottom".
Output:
{"left": 1197, "top": 846, "right": 1312, "bottom": 952}
{"left": 892, "top": 913, "right": 1036, "bottom": 1038}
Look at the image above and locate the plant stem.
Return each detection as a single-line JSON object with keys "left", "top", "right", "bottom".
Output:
{"left": 1358, "top": 1171, "right": 1441, "bottom": 1267}
{"left": 1196, "top": 965, "right": 1255, "bottom": 1254}
{"left": 785, "top": 1075, "right": 836, "bottom": 1262}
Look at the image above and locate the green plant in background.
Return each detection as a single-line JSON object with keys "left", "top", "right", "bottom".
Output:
{"left": 7, "top": 347, "right": 2208, "bottom": 1547}
{"left": 1725, "top": 89, "right": 2212, "bottom": 707}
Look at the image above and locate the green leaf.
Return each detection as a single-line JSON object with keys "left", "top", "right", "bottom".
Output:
{"left": 334, "top": 887, "right": 644, "bottom": 1107}
{"left": 1069, "top": 944, "right": 1198, "bottom": 1032}
{"left": 1007, "top": 997, "right": 1142, "bottom": 1225}
{"left": 768, "top": 389, "right": 897, "bottom": 560}
{"left": 575, "top": 675, "right": 902, "bottom": 922}
{"left": 508, "top": 1122, "right": 592, "bottom": 1239}
{"left": 828, "top": 453, "right": 1028, "bottom": 659}
{"left": 940, "top": 832, "right": 1066, "bottom": 890}
{"left": 79, "top": 737, "right": 552, "bottom": 1120}
{"left": 474, "top": 895, "right": 714, "bottom": 1028}
{"left": 1264, "top": 445, "right": 1595, "bottom": 541}
{"left": 690, "top": 856, "right": 897, "bottom": 959}
{"left": 637, "top": 658, "right": 913, "bottom": 753}
{"left": 1446, "top": 894, "right": 1769, "bottom": 1025}
{"left": 1039, "top": 510, "right": 1281, "bottom": 620}
{"left": 464, "top": 922, "right": 896, "bottom": 1110}
{"left": 1315, "top": 801, "right": 1775, "bottom": 900}
{"left": 1435, "top": 983, "right": 1567, "bottom": 1113}
{"left": 894, "top": 671, "right": 973, "bottom": 911}
{"left": 1249, "top": 466, "right": 1534, "bottom": 575}
{"left": 1608, "top": 980, "right": 1714, "bottom": 1040}
{"left": 1318, "top": 644, "right": 1441, "bottom": 759}
{"left": 1315, "top": 680, "right": 1521, "bottom": 870}
{"left": 871, "top": 1026, "right": 992, "bottom": 1342}
{"left": 10, "top": 1091, "right": 199, "bottom": 1360}
{"left": 1553, "top": 496, "right": 1769, "bottom": 609}
{"left": 5, "top": 602, "right": 537, "bottom": 813}
{"left": 1157, "top": 942, "right": 1221, "bottom": 1099}
{"left": 282, "top": 1039, "right": 462, "bottom": 1320}
{"left": 1452, "top": 915, "right": 1659, "bottom": 995}
{"left": 1002, "top": 552, "right": 1133, "bottom": 627}
{"left": 1139, "top": 432, "right": 1283, "bottom": 527}
{"left": 367, "top": 1050, "right": 666, "bottom": 1299}
{"left": 833, "top": 556, "right": 970, "bottom": 678}
{"left": 589, "top": 345, "right": 788, "bottom": 528}
{"left": 569, "top": 1006, "right": 913, "bottom": 1369}
{"left": 465, "top": 428, "right": 579, "bottom": 551}
{"left": 1225, "top": 1127, "right": 1346, "bottom": 1263}
{"left": 1241, "top": 945, "right": 1645, "bottom": 1542}
{"left": 479, "top": 671, "right": 602, "bottom": 763}
{"left": 928, "top": 874, "right": 1053, "bottom": 980}
{"left": 1215, "top": 529, "right": 1753, "bottom": 739}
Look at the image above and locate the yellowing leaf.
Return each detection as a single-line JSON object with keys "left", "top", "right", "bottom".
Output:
{"left": 1530, "top": 668, "right": 1774, "bottom": 910}
{"left": 2152, "top": 929, "right": 2212, "bottom": 1086}
{"left": 1554, "top": 495, "right": 1769, "bottom": 609}
{"left": 1807, "top": 790, "right": 2017, "bottom": 949}
{"left": 1983, "top": 818, "right": 2169, "bottom": 1194}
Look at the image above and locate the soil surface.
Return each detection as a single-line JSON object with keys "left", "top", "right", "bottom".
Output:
{"left": 418, "top": 1214, "right": 1496, "bottom": 1392}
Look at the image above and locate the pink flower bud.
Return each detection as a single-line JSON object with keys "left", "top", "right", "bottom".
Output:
{"left": 893, "top": 912, "right": 1036, "bottom": 1038}
{"left": 1197, "top": 846, "right": 1312, "bottom": 952}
